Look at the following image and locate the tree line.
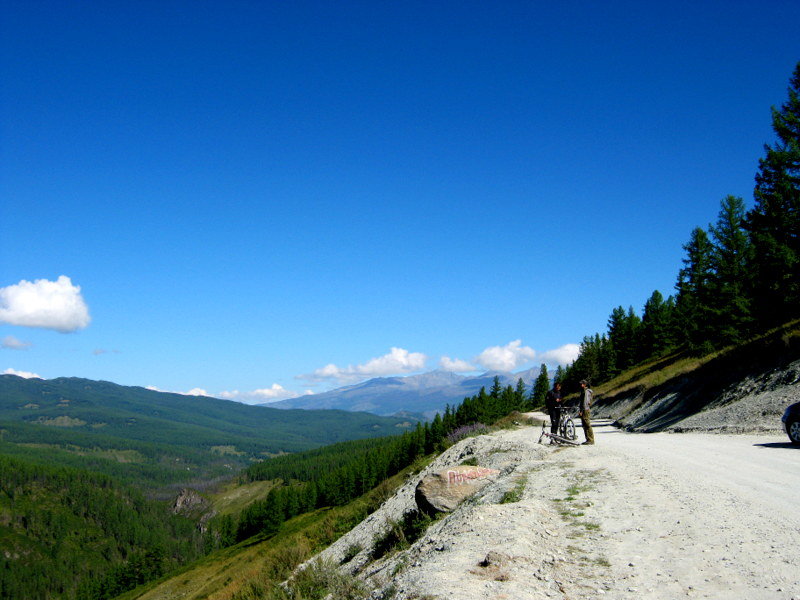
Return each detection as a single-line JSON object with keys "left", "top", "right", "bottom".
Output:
{"left": 558, "top": 61, "right": 800, "bottom": 391}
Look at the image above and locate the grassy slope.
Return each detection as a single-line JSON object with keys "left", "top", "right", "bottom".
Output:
{"left": 116, "top": 469, "right": 415, "bottom": 600}
{"left": 210, "top": 480, "right": 278, "bottom": 516}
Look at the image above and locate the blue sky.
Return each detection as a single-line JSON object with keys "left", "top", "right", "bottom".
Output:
{"left": 2, "top": 1, "right": 798, "bottom": 402}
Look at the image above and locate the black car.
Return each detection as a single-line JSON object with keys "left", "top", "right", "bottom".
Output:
{"left": 782, "top": 402, "right": 800, "bottom": 445}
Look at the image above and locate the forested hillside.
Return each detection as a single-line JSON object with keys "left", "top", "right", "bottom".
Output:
{"left": 0, "top": 376, "right": 414, "bottom": 599}
{"left": 0, "top": 375, "right": 412, "bottom": 489}
{"left": 0, "top": 455, "right": 205, "bottom": 600}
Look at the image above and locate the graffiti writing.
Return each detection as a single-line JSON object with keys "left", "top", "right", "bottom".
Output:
{"left": 447, "top": 467, "right": 496, "bottom": 485}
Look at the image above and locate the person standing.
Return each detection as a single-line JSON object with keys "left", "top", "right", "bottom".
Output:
{"left": 545, "top": 382, "right": 562, "bottom": 437}
{"left": 579, "top": 380, "right": 595, "bottom": 445}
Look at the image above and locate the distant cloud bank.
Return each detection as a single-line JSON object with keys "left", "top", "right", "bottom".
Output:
{"left": 3, "top": 368, "right": 42, "bottom": 379}
{"left": 219, "top": 384, "right": 306, "bottom": 403}
{"left": 299, "top": 347, "right": 428, "bottom": 384}
{"left": 143, "top": 383, "right": 309, "bottom": 404}
{"left": 146, "top": 385, "right": 209, "bottom": 396}
{"left": 298, "top": 341, "right": 579, "bottom": 387}
{"left": 0, "top": 276, "right": 90, "bottom": 333}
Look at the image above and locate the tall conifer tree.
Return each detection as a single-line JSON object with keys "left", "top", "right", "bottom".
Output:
{"left": 531, "top": 364, "right": 549, "bottom": 407}
{"left": 708, "top": 195, "right": 754, "bottom": 346}
{"left": 745, "top": 61, "right": 800, "bottom": 325}
{"left": 676, "top": 227, "right": 715, "bottom": 353}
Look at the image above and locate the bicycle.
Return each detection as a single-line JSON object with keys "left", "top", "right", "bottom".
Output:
{"left": 538, "top": 401, "right": 581, "bottom": 445}
{"left": 557, "top": 402, "right": 580, "bottom": 441}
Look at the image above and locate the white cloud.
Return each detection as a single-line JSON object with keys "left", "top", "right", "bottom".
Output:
{"left": 439, "top": 356, "right": 477, "bottom": 373}
{"left": 219, "top": 384, "right": 305, "bottom": 404}
{"left": 0, "top": 276, "right": 90, "bottom": 333}
{"left": 3, "top": 367, "right": 42, "bottom": 379}
{"left": 475, "top": 340, "right": 536, "bottom": 371}
{"left": 146, "top": 385, "right": 209, "bottom": 397}
{"left": 538, "top": 343, "right": 580, "bottom": 366}
{"left": 2, "top": 335, "right": 31, "bottom": 350}
{"left": 299, "top": 347, "right": 428, "bottom": 383}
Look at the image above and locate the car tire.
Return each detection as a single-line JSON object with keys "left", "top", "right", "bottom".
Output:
{"left": 788, "top": 419, "right": 800, "bottom": 445}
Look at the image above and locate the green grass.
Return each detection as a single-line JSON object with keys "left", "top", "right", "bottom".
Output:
{"left": 554, "top": 470, "right": 602, "bottom": 536}
{"left": 499, "top": 476, "right": 527, "bottom": 504}
{"left": 210, "top": 480, "right": 277, "bottom": 515}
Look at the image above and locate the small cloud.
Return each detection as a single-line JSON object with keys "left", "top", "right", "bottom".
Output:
{"left": 439, "top": 356, "right": 477, "bottom": 373}
{"left": 475, "top": 340, "right": 536, "bottom": 371}
{"left": 93, "top": 349, "right": 120, "bottom": 356}
{"left": 299, "top": 347, "right": 428, "bottom": 384}
{"left": 538, "top": 344, "right": 580, "bottom": 366}
{"left": 146, "top": 385, "right": 209, "bottom": 397}
{"left": 3, "top": 368, "right": 42, "bottom": 379}
{"left": 2, "top": 335, "right": 32, "bottom": 350}
{"left": 0, "top": 276, "right": 90, "bottom": 333}
{"left": 219, "top": 384, "right": 303, "bottom": 404}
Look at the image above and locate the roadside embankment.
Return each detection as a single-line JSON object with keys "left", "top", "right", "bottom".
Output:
{"left": 593, "top": 324, "right": 800, "bottom": 433}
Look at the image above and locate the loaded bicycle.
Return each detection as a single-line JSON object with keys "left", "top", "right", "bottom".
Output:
{"left": 538, "top": 401, "right": 581, "bottom": 445}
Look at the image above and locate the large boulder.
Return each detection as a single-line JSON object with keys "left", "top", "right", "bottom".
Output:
{"left": 415, "top": 465, "right": 500, "bottom": 514}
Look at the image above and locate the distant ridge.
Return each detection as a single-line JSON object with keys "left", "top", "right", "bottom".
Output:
{"left": 0, "top": 374, "right": 413, "bottom": 456}
{"left": 267, "top": 367, "right": 542, "bottom": 417}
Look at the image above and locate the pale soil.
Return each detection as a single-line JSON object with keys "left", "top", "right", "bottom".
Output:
{"left": 317, "top": 416, "right": 800, "bottom": 599}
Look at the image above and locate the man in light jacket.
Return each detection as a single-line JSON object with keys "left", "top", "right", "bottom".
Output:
{"left": 579, "top": 380, "right": 595, "bottom": 445}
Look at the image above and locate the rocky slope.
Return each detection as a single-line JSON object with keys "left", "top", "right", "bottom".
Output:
{"left": 593, "top": 356, "right": 800, "bottom": 435}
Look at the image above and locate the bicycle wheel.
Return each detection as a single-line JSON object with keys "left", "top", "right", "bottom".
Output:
{"left": 562, "top": 417, "right": 576, "bottom": 440}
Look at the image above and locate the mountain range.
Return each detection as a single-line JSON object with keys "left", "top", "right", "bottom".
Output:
{"left": 267, "top": 367, "right": 542, "bottom": 417}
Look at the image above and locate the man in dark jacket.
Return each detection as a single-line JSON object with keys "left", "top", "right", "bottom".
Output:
{"left": 545, "top": 382, "right": 562, "bottom": 436}
{"left": 579, "top": 380, "right": 595, "bottom": 445}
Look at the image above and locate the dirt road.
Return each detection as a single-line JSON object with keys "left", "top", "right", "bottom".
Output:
{"left": 550, "top": 418, "right": 800, "bottom": 599}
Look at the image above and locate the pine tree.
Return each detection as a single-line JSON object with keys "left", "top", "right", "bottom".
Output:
{"left": 639, "top": 290, "right": 676, "bottom": 359}
{"left": 675, "top": 227, "right": 715, "bottom": 353}
{"left": 514, "top": 378, "right": 527, "bottom": 408}
{"left": 553, "top": 365, "right": 565, "bottom": 385}
{"left": 708, "top": 195, "right": 754, "bottom": 346}
{"left": 489, "top": 376, "right": 502, "bottom": 399}
{"left": 745, "top": 61, "right": 800, "bottom": 326}
{"left": 531, "top": 364, "right": 549, "bottom": 408}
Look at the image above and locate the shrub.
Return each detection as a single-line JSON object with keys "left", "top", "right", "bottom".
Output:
{"left": 445, "top": 423, "right": 489, "bottom": 445}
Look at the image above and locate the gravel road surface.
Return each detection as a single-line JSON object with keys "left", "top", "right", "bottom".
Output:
{"left": 565, "top": 418, "right": 800, "bottom": 599}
